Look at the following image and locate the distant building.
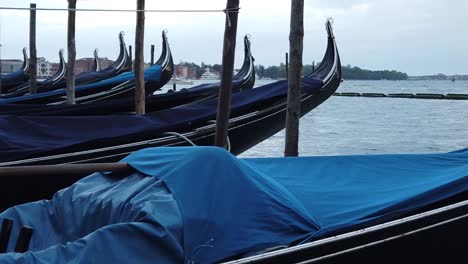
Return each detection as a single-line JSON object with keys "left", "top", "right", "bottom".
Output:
{"left": 75, "top": 57, "right": 114, "bottom": 75}
{"left": 175, "top": 65, "right": 188, "bottom": 78}
{"left": 2, "top": 57, "right": 60, "bottom": 79}
{"left": 0, "top": 59, "right": 23, "bottom": 73}
{"left": 98, "top": 57, "right": 114, "bottom": 69}
{"left": 175, "top": 64, "right": 197, "bottom": 79}
{"left": 75, "top": 58, "right": 94, "bottom": 74}
{"left": 37, "top": 57, "right": 58, "bottom": 79}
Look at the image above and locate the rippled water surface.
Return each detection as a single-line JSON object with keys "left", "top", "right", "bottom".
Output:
{"left": 241, "top": 80, "right": 468, "bottom": 157}
{"left": 163, "top": 79, "right": 468, "bottom": 158}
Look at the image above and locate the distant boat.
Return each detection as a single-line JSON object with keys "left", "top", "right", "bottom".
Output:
{"left": 200, "top": 68, "right": 220, "bottom": 80}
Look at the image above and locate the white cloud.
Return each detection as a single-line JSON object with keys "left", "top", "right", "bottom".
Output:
{"left": 1, "top": 0, "right": 468, "bottom": 74}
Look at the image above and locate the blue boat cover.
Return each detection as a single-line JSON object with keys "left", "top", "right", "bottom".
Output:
{"left": 0, "top": 77, "right": 322, "bottom": 163}
{"left": 0, "top": 146, "right": 468, "bottom": 263}
{"left": 0, "top": 64, "right": 162, "bottom": 104}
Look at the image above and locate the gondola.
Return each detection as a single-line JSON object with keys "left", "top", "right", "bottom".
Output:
{"left": 0, "top": 147, "right": 466, "bottom": 263}
{"left": 0, "top": 19, "right": 339, "bottom": 212}
{"left": 43, "top": 31, "right": 131, "bottom": 91}
{"left": 61, "top": 30, "right": 173, "bottom": 104}
{"left": 0, "top": 34, "right": 255, "bottom": 116}
{"left": 0, "top": 31, "right": 172, "bottom": 105}
{"left": 0, "top": 19, "right": 339, "bottom": 166}
{"left": 0, "top": 49, "right": 67, "bottom": 99}
{"left": 0, "top": 48, "right": 29, "bottom": 93}
{"left": 2, "top": 32, "right": 129, "bottom": 96}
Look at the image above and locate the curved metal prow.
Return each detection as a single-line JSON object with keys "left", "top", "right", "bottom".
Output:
{"left": 48, "top": 49, "right": 67, "bottom": 83}
{"left": 154, "top": 30, "right": 172, "bottom": 69}
{"left": 150, "top": 30, "right": 174, "bottom": 94}
{"left": 108, "top": 31, "right": 129, "bottom": 72}
{"left": 326, "top": 18, "right": 335, "bottom": 39}
{"left": 93, "top": 49, "right": 101, "bottom": 72}
{"left": 233, "top": 35, "right": 255, "bottom": 82}
{"left": 306, "top": 18, "right": 339, "bottom": 82}
{"left": 20, "top": 48, "right": 29, "bottom": 73}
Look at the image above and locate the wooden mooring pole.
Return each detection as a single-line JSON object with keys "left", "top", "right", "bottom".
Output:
{"left": 214, "top": 0, "right": 240, "bottom": 148}
{"left": 134, "top": 0, "right": 145, "bottom": 115}
{"left": 66, "top": 0, "right": 77, "bottom": 104}
{"left": 29, "top": 3, "right": 37, "bottom": 94}
{"left": 285, "top": 52, "right": 289, "bottom": 80}
{"left": 150, "top": 44, "right": 155, "bottom": 65}
{"left": 284, "top": 0, "right": 304, "bottom": 157}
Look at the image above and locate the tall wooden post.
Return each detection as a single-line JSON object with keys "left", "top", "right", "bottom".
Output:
{"left": 66, "top": 0, "right": 77, "bottom": 104}
{"left": 285, "top": 52, "right": 289, "bottom": 80}
{"left": 312, "top": 60, "right": 315, "bottom": 71}
{"left": 150, "top": 44, "right": 155, "bottom": 65}
{"left": 29, "top": 3, "right": 37, "bottom": 94}
{"left": 129, "top": 45, "right": 133, "bottom": 71}
{"left": 214, "top": 0, "right": 240, "bottom": 148}
{"left": 134, "top": 0, "right": 145, "bottom": 115}
{"left": 284, "top": 0, "right": 304, "bottom": 157}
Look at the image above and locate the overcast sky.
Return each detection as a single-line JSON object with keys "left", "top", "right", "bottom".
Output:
{"left": 1, "top": 0, "right": 468, "bottom": 75}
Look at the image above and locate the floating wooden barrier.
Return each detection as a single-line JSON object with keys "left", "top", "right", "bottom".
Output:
{"left": 339, "top": 92, "right": 361, "bottom": 97}
{"left": 333, "top": 92, "right": 468, "bottom": 100}
{"left": 445, "top": 94, "right": 468, "bottom": 100}
{"left": 387, "top": 93, "right": 414, "bottom": 98}
{"left": 414, "top": 93, "right": 445, "bottom": 99}
{"left": 361, "top": 93, "right": 386, "bottom": 97}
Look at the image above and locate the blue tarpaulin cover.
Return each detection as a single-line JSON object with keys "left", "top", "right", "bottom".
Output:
{"left": 0, "top": 146, "right": 467, "bottom": 263}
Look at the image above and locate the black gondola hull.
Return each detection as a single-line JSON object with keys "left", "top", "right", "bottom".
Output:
{"left": 0, "top": 21, "right": 340, "bottom": 212}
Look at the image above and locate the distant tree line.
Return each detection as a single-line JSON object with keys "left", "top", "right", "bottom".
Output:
{"left": 342, "top": 65, "right": 408, "bottom": 80}
{"left": 179, "top": 61, "right": 409, "bottom": 80}
{"left": 255, "top": 64, "right": 317, "bottom": 79}
{"left": 255, "top": 64, "right": 409, "bottom": 80}
{"left": 408, "top": 73, "right": 468, "bottom": 81}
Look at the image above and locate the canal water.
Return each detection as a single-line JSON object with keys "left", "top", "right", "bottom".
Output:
{"left": 163, "top": 79, "right": 468, "bottom": 158}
